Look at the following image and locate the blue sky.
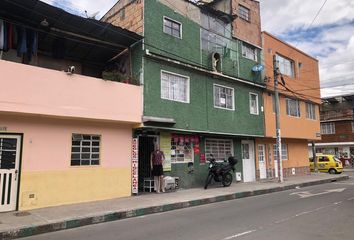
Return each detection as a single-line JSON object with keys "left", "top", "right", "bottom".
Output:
{"left": 42, "top": 0, "right": 354, "bottom": 97}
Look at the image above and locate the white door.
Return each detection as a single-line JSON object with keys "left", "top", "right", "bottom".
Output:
{"left": 242, "top": 140, "right": 256, "bottom": 182}
{"left": 258, "top": 144, "right": 267, "bottom": 179}
{"left": 0, "top": 135, "right": 21, "bottom": 212}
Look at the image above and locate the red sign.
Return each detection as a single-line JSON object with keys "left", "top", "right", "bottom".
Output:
{"left": 132, "top": 138, "right": 139, "bottom": 194}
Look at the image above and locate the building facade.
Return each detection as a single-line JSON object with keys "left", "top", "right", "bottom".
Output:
{"left": 315, "top": 94, "right": 354, "bottom": 159}
{"left": 256, "top": 32, "right": 321, "bottom": 180}
{"left": 103, "top": 0, "right": 265, "bottom": 189}
{"left": 0, "top": 0, "right": 142, "bottom": 212}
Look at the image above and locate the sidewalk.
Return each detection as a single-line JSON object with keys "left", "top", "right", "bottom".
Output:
{"left": 0, "top": 173, "right": 350, "bottom": 239}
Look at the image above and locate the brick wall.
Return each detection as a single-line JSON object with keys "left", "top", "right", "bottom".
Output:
{"left": 101, "top": 0, "right": 144, "bottom": 34}
{"left": 320, "top": 121, "right": 354, "bottom": 143}
{"left": 231, "top": 0, "right": 261, "bottom": 47}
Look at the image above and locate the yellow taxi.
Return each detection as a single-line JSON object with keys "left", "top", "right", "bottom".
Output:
{"left": 309, "top": 154, "right": 343, "bottom": 174}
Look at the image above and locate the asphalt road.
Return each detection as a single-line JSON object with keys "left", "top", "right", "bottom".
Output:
{"left": 23, "top": 172, "right": 354, "bottom": 240}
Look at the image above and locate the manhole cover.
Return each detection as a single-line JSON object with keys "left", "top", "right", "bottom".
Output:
{"left": 14, "top": 212, "right": 31, "bottom": 217}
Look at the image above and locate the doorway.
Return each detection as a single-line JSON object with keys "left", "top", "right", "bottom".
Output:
{"left": 138, "top": 136, "right": 156, "bottom": 191}
{"left": 241, "top": 140, "right": 256, "bottom": 182}
{"left": 258, "top": 144, "right": 267, "bottom": 180}
{"left": 0, "top": 135, "right": 21, "bottom": 212}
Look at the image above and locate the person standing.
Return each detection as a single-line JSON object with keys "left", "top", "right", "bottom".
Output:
{"left": 151, "top": 145, "right": 165, "bottom": 193}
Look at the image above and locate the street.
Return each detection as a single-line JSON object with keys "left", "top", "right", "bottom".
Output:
{"left": 23, "top": 172, "right": 354, "bottom": 240}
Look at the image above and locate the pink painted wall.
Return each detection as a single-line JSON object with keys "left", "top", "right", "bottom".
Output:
{"left": 0, "top": 60, "right": 142, "bottom": 123}
{"left": 0, "top": 114, "right": 132, "bottom": 171}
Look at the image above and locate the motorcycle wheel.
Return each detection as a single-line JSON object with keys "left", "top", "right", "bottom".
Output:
{"left": 222, "top": 172, "right": 233, "bottom": 187}
{"left": 204, "top": 173, "right": 213, "bottom": 189}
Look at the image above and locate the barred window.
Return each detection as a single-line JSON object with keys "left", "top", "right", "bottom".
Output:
{"left": 214, "top": 84, "right": 234, "bottom": 110}
{"left": 286, "top": 98, "right": 300, "bottom": 117}
{"left": 205, "top": 139, "right": 233, "bottom": 162}
{"left": 239, "top": 5, "right": 250, "bottom": 21}
{"left": 306, "top": 102, "right": 316, "bottom": 120}
{"left": 321, "top": 123, "right": 335, "bottom": 134}
{"left": 242, "top": 44, "right": 257, "bottom": 61}
{"left": 273, "top": 144, "right": 288, "bottom": 161}
{"left": 161, "top": 71, "right": 189, "bottom": 103}
{"left": 163, "top": 17, "right": 182, "bottom": 38}
{"left": 249, "top": 93, "right": 259, "bottom": 115}
{"left": 71, "top": 134, "right": 100, "bottom": 166}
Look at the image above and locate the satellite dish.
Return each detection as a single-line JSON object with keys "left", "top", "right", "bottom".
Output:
{"left": 252, "top": 64, "right": 264, "bottom": 72}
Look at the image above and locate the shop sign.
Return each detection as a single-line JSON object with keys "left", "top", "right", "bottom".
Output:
{"left": 160, "top": 132, "right": 172, "bottom": 171}
{"left": 132, "top": 138, "right": 138, "bottom": 194}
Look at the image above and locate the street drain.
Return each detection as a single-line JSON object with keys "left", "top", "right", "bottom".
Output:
{"left": 14, "top": 212, "right": 31, "bottom": 217}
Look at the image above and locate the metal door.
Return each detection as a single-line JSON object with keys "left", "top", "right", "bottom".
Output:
{"left": 0, "top": 135, "right": 21, "bottom": 212}
{"left": 241, "top": 140, "right": 256, "bottom": 182}
{"left": 258, "top": 144, "right": 267, "bottom": 179}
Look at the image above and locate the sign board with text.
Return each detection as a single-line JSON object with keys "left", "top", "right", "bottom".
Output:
{"left": 132, "top": 138, "right": 139, "bottom": 194}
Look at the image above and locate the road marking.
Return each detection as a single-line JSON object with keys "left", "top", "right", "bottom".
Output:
{"left": 223, "top": 230, "right": 257, "bottom": 240}
{"left": 348, "top": 197, "right": 354, "bottom": 201}
{"left": 333, "top": 181, "right": 354, "bottom": 185}
{"left": 290, "top": 188, "right": 346, "bottom": 198}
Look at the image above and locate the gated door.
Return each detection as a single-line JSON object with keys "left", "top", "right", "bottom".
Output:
{"left": 0, "top": 135, "right": 21, "bottom": 212}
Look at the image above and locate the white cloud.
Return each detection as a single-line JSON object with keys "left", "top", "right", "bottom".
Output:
{"left": 260, "top": 0, "right": 354, "bottom": 97}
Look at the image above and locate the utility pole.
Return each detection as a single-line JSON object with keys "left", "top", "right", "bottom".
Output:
{"left": 311, "top": 141, "right": 318, "bottom": 172}
{"left": 273, "top": 55, "right": 284, "bottom": 183}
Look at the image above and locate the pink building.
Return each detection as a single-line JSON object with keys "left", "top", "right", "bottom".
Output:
{"left": 0, "top": 0, "right": 143, "bottom": 212}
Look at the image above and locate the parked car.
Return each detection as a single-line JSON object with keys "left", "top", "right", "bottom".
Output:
{"left": 309, "top": 154, "right": 343, "bottom": 174}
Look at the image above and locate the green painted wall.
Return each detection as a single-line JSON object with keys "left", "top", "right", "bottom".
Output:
{"left": 144, "top": 0, "right": 201, "bottom": 65}
{"left": 143, "top": 60, "right": 264, "bottom": 136}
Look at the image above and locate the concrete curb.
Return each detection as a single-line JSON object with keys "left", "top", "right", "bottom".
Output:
{"left": 1, "top": 175, "right": 349, "bottom": 239}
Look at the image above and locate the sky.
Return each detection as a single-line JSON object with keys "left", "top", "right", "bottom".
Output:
{"left": 41, "top": 0, "right": 354, "bottom": 98}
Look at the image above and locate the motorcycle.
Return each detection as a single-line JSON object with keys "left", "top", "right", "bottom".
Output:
{"left": 204, "top": 155, "right": 238, "bottom": 189}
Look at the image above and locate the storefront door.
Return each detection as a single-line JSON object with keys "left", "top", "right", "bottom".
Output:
{"left": 138, "top": 136, "right": 156, "bottom": 191}
{"left": 0, "top": 135, "right": 21, "bottom": 212}
{"left": 242, "top": 140, "right": 256, "bottom": 182}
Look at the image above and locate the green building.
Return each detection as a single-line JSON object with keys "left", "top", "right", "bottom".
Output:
{"left": 103, "top": 0, "right": 265, "bottom": 189}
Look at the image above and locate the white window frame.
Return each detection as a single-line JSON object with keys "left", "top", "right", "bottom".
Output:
{"left": 306, "top": 102, "right": 316, "bottom": 120}
{"left": 239, "top": 5, "right": 250, "bottom": 21}
{"left": 71, "top": 134, "right": 101, "bottom": 166}
{"left": 249, "top": 92, "right": 259, "bottom": 115}
{"left": 273, "top": 144, "right": 288, "bottom": 161}
{"left": 163, "top": 16, "right": 182, "bottom": 39}
{"left": 276, "top": 54, "right": 295, "bottom": 78}
{"left": 258, "top": 144, "right": 265, "bottom": 163}
{"left": 286, "top": 98, "right": 300, "bottom": 117}
{"left": 321, "top": 122, "right": 335, "bottom": 134}
{"left": 242, "top": 44, "right": 257, "bottom": 61}
{"left": 213, "top": 84, "right": 235, "bottom": 111}
{"left": 161, "top": 70, "right": 190, "bottom": 103}
{"left": 205, "top": 138, "right": 233, "bottom": 162}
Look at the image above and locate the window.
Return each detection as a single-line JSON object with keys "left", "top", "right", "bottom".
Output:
{"left": 276, "top": 54, "right": 295, "bottom": 77}
{"left": 205, "top": 139, "right": 233, "bottom": 162}
{"left": 71, "top": 134, "right": 100, "bottom": 166}
{"left": 286, "top": 98, "right": 300, "bottom": 117}
{"left": 163, "top": 17, "right": 182, "bottom": 38}
{"left": 171, "top": 138, "right": 193, "bottom": 163}
{"left": 242, "top": 44, "right": 257, "bottom": 61}
{"left": 318, "top": 156, "right": 329, "bottom": 162}
{"left": 306, "top": 102, "right": 316, "bottom": 120}
{"left": 214, "top": 84, "right": 234, "bottom": 110}
{"left": 321, "top": 122, "right": 335, "bottom": 134}
{"left": 258, "top": 145, "right": 265, "bottom": 163}
{"left": 249, "top": 93, "right": 259, "bottom": 115}
{"left": 239, "top": 5, "right": 250, "bottom": 21}
{"left": 273, "top": 144, "right": 288, "bottom": 161}
{"left": 161, "top": 71, "right": 189, "bottom": 103}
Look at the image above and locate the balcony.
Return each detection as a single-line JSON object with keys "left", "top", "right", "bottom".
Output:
{"left": 0, "top": 60, "right": 142, "bottom": 123}
{"left": 320, "top": 110, "right": 354, "bottom": 122}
